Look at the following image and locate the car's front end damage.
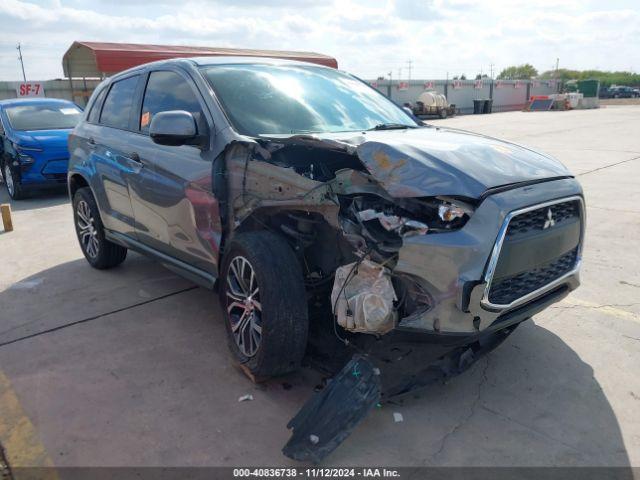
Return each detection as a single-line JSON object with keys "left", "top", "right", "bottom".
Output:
{"left": 217, "top": 124, "right": 584, "bottom": 462}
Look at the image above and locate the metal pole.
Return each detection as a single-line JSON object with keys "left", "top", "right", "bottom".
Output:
{"left": 17, "top": 43, "right": 26, "bottom": 82}
{"left": 444, "top": 72, "right": 449, "bottom": 98}
{"left": 66, "top": 58, "right": 74, "bottom": 102}
{"left": 83, "top": 77, "right": 89, "bottom": 107}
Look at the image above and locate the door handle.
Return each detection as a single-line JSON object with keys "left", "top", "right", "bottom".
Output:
{"left": 87, "top": 137, "right": 96, "bottom": 149}
{"left": 129, "top": 152, "right": 143, "bottom": 164}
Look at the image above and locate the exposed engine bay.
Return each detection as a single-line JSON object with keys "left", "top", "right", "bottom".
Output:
{"left": 223, "top": 136, "right": 475, "bottom": 338}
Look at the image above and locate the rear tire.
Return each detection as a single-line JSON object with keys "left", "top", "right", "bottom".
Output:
{"left": 220, "top": 231, "right": 309, "bottom": 378}
{"left": 73, "top": 187, "right": 127, "bottom": 269}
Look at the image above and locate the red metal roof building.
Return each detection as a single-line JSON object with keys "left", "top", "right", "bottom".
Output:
{"left": 62, "top": 41, "right": 338, "bottom": 78}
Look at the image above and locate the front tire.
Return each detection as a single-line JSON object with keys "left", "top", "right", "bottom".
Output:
{"left": 220, "top": 231, "right": 309, "bottom": 378}
{"left": 2, "top": 163, "right": 26, "bottom": 200}
{"left": 73, "top": 187, "right": 127, "bottom": 269}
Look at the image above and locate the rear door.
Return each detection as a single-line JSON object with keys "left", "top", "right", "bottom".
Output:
{"left": 80, "top": 74, "right": 144, "bottom": 238}
{"left": 125, "top": 68, "right": 220, "bottom": 275}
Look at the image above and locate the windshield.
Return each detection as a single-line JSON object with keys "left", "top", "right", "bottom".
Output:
{"left": 201, "top": 64, "right": 418, "bottom": 136}
{"left": 5, "top": 103, "right": 82, "bottom": 131}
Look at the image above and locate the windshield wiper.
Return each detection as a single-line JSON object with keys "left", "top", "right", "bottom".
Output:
{"left": 369, "top": 123, "right": 416, "bottom": 131}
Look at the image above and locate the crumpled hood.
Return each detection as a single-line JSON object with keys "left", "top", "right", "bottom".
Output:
{"left": 13, "top": 129, "right": 72, "bottom": 151}
{"left": 356, "top": 128, "right": 571, "bottom": 198}
{"left": 305, "top": 127, "right": 572, "bottom": 199}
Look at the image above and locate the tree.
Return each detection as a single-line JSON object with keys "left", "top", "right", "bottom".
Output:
{"left": 497, "top": 64, "right": 539, "bottom": 80}
{"left": 540, "top": 68, "right": 640, "bottom": 87}
{"left": 460, "top": 74, "right": 467, "bottom": 80}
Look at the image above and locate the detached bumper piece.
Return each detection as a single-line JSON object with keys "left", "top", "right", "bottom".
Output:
{"left": 282, "top": 355, "right": 381, "bottom": 463}
{"left": 283, "top": 324, "right": 519, "bottom": 463}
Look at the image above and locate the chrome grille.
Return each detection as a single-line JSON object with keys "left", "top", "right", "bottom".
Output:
{"left": 506, "top": 200, "right": 579, "bottom": 238}
{"left": 485, "top": 198, "right": 583, "bottom": 308}
{"left": 488, "top": 247, "right": 578, "bottom": 305}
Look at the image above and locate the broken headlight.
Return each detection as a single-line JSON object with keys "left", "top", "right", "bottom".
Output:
{"left": 350, "top": 195, "right": 474, "bottom": 235}
{"left": 429, "top": 198, "right": 475, "bottom": 230}
{"left": 339, "top": 195, "right": 475, "bottom": 257}
{"left": 439, "top": 203, "right": 465, "bottom": 222}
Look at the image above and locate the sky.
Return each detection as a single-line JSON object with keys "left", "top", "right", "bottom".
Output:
{"left": 0, "top": 0, "right": 639, "bottom": 81}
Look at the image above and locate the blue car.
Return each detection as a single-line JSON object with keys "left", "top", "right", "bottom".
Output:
{"left": 0, "top": 98, "right": 83, "bottom": 199}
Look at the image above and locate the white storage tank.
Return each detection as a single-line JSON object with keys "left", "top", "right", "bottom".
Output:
{"left": 418, "top": 91, "right": 447, "bottom": 108}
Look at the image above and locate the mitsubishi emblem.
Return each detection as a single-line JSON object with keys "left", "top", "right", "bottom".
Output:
{"left": 543, "top": 208, "right": 556, "bottom": 229}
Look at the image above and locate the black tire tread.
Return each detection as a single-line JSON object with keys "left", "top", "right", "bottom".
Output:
{"left": 221, "top": 231, "right": 308, "bottom": 378}
{"left": 73, "top": 187, "right": 127, "bottom": 269}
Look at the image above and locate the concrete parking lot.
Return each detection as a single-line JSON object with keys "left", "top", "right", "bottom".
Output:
{"left": 0, "top": 106, "right": 639, "bottom": 469}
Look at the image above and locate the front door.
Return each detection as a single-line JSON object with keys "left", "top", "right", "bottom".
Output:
{"left": 126, "top": 69, "right": 221, "bottom": 276}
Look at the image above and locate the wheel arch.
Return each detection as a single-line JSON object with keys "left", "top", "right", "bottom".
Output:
{"left": 68, "top": 172, "right": 90, "bottom": 199}
{"left": 223, "top": 206, "right": 323, "bottom": 263}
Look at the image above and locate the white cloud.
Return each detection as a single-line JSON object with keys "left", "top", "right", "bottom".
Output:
{"left": 394, "top": 0, "right": 443, "bottom": 21}
{"left": 0, "top": 0, "right": 638, "bottom": 80}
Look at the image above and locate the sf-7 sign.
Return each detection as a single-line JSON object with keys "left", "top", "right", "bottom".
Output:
{"left": 16, "top": 82, "right": 44, "bottom": 97}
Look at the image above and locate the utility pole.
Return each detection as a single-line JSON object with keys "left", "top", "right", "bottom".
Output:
{"left": 555, "top": 58, "right": 559, "bottom": 77}
{"left": 397, "top": 67, "right": 403, "bottom": 81}
{"left": 489, "top": 63, "right": 495, "bottom": 79}
{"left": 406, "top": 60, "right": 413, "bottom": 81}
{"left": 17, "top": 43, "right": 26, "bottom": 82}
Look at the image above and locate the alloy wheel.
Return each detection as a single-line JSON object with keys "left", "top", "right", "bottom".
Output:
{"left": 225, "top": 256, "right": 262, "bottom": 357}
{"left": 4, "top": 165, "right": 14, "bottom": 197}
{"left": 76, "top": 199, "right": 100, "bottom": 258}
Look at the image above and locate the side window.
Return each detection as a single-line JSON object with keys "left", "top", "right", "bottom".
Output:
{"left": 0, "top": 116, "right": 5, "bottom": 136}
{"left": 87, "top": 87, "right": 107, "bottom": 124}
{"left": 140, "top": 71, "right": 205, "bottom": 134}
{"left": 99, "top": 76, "right": 139, "bottom": 130}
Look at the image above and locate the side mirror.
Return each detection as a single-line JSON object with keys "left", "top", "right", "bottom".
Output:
{"left": 149, "top": 110, "right": 197, "bottom": 147}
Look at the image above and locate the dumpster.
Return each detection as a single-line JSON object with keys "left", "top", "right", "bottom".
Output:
{"left": 473, "top": 99, "right": 484, "bottom": 114}
{"left": 483, "top": 99, "right": 493, "bottom": 114}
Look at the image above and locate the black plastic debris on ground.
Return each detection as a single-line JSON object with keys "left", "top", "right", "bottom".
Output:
{"left": 282, "top": 355, "right": 381, "bottom": 463}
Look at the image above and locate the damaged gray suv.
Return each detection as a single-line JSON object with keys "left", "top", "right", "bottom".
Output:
{"left": 68, "top": 57, "right": 584, "bottom": 461}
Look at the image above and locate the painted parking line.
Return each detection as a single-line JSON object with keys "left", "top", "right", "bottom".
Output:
{"left": 0, "top": 369, "right": 58, "bottom": 479}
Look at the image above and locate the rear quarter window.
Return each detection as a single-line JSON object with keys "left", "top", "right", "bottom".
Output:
{"left": 99, "top": 76, "right": 139, "bottom": 130}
